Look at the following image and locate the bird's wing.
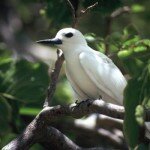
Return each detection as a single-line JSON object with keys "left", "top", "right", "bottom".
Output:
{"left": 65, "top": 66, "right": 89, "bottom": 100}
{"left": 79, "top": 51, "right": 127, "bottom": 104}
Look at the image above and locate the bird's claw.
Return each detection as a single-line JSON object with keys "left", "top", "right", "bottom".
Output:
{"left": 75, "top": 99, "right": 91, "bottom": 107}
{"left": 75, "top": 99, "right": 79, "bottom": 105}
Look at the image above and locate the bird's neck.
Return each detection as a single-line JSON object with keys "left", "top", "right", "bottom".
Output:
{"left": 62, "top": 44, "right": 90, "bottom": 58}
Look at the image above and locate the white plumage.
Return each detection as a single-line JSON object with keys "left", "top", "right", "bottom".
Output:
{"left": 38, "top": 28, "right": 127, "bottom": 105}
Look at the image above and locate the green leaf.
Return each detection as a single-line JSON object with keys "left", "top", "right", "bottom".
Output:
{"left": 118, "top": 50, "right": 133, "bottom": 59}
{"left": 0, "top": 96, "right": 12, "bottom": 136}
{"left": 118, "top": 58, "right": 143, "bottom": 76}
{"left": 136, "top": 39, "right": 150, "bottom": 47}
{"left": 0, "top": 133, "right": 17, "bottom": 149}
{"left": 122, "top": 36, "right": 140, "bottom": 49}
{"left": 0, "top": 93, "right": 24, "bottom": 103}
{"left": 123, "top": 78, "right": 142, "bottom": 149}
{"left": 131, "top": 4, "right": 145, "bottom": 13}
{"left": 133, "top": 46, "right": 147, "bottom": 53}
{"left": 135, "top": 105, "right": 144, "bottom": 126}
{"left": 9, "top": 60, "right": 49, "bottom": 105}
{"left": 46, "top": 0, "right": 71, "bottom": 26}
{"left": 19, "top": 107, "right": 41, "bottom": 116}
{"left": 135, "top": 143, "right": 149, "bottom": 150}
{"left": 84, "top": 33, "right": 96, "bottom": 42}
{"left": 123, "top": 62, "right": 150, "bottom": 149}
{"left": 123, "top": 25, "right": 139, "bottom": 39}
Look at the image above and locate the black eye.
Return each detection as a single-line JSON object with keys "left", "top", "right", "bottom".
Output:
{"left": 65, "top": 32, "right": 73, "bottom": 38}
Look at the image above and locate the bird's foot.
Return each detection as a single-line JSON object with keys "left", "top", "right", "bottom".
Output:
{"left": 75, "top": 99, "right": 91, "bottom": 107}
{"left": 75, "top": 99, "right": 80, "bottom": 105}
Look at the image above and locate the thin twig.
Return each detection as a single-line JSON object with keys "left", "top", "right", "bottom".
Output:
{"left": 66, "top": 0, "right": 98, "bottom": 28}
{"left": 66, "top": 0, "right": 76, "bottom": 15}
{"left": 80, "top": 2, "right": 98, "bottom": 16}
{"left": 66, "top": 0, "right": 78, "bottom": 28}
{"left": 44, "top": 49, "right": 64, "bottom": 107}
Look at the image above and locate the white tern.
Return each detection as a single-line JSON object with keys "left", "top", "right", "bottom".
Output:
{"left": 37, "top": 28, "right": 127, "bottom": 105}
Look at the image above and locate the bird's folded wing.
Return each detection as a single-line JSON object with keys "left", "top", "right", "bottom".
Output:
{"left": 65, "top": 67, "right": 89, "bottom": 100}
{"left": 79, "top": 51, "right": 127, "bottom": 104}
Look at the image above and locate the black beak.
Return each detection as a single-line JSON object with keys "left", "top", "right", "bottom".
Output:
{"left": 36, "top": 38, "right": 62, "bottom": 45}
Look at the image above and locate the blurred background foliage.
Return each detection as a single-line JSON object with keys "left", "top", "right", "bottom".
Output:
{"left": 0, "top": 0, "right": 150, "bottom": 149}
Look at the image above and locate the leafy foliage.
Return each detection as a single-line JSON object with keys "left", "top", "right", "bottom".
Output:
{"left": 0, "top": 49, "right": 72, "bottom": 149}
{"left": 46, "top": 0, "right": 72, "bottom": 26}
{"left": 117, "top": 27, "right": 150, "bottom": 148}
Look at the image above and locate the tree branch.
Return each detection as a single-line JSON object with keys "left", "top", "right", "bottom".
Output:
{"left": 2, "top": 124, "right": 80, "bottom": 150}
{"left": 44, "top": 49, "right": 64, "bottom": 107}
{"left": 49, "top": 117, "right": 125, "bottom": 148}
{"left": 3, "top": 99, "right": 124, "bottom": 150}
{"left": 66, "top": 0, "right": 78, "bottom": 27}
{"left": 66, "top": 0, "right": 98, "bottom": 28}
{"left": 80, "top": 2, "right": 98, "bottom": 16}
{"left": 3, "top": 99, "right": 150, "bottom": 149}
{"left": 110, "top": 6, "right": 131, "bottom": 18}
{"left": 97, "top": 115, "right": 123, "bottom": 130}
{"left": 41, "top": 99, "right": 124, "bottom": 121}
{"left": 40, "top": 126, "right": 81, "bottom": 150}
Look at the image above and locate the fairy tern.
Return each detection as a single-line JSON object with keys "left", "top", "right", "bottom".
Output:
{"left": 37, "top": 28, "right": 127, "bottom": 105}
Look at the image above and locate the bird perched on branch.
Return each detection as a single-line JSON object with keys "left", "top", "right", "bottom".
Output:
{"left": 37, "top": 28, "right": 127, "bottom": 105}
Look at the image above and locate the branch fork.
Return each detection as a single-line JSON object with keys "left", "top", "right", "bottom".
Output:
{"left": 66, "top": 0, "right": 98, "bottom": 28}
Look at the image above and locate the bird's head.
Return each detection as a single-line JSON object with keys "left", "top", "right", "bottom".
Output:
{"left": 37, "top": 28, "right": 87, "bottom": 52}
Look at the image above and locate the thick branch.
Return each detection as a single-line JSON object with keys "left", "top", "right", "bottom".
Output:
{"left": 2, "top": 124, "right": 80, "bottom": 150}
{"left": 2, "top": 118, "right": 43, "bottom": 150}
{"left": 3, "top": 99, "right": 150, "bottom": 150}
{"left": 41, "top": 99, "right": 124, "bottom": 121}
{"left": 49, "top": 118, "right": 125, "bottom": 148}
{"left": 3, "top": 99, "right": 124, "bottom": 150}
{"left": 97, "top": 115, "right": 123, "bottom": 130}
{"left": 40, "top": 126, "right": 81, "bottom": 150}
